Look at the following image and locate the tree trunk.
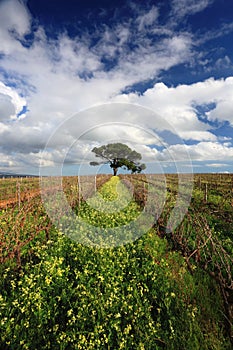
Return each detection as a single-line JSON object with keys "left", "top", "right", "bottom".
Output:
{"left": 113, "top": 168, "right": 118, "bottom": 176}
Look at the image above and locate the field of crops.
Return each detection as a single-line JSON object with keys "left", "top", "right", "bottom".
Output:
{"left": 0, "top": 173, "right": 232, "bottom": 349}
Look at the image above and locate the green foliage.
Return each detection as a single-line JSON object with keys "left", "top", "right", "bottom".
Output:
{"left": 90, "top": 143, "right": 146, "bottom": 175}
{"left": 78, "top": 176, "right": 140, "bottom": 227}
{"left": 0, "top": 175, "right": 232, "bottom": 349}
{"left": 1, "top": 230, "right": 229, "bottom": 349}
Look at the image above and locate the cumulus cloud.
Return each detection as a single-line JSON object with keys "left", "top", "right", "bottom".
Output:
{"left": 114, "top": 77, "right": 233, "bottom": 141}
{"left": 0, "top": 0, "right": 232, "bottom": 173}
{"left": 0, "top": 1, "right": 194, "bottom": 104}
{"left": 0, "top": 94, "right": 15, "bottom": 121}
{"left": 160, "top": 142, "right": 233, "bottom": 162}
{"left": 0, "top": 0, "right": 31, "bottom": 54}
{"left": 0, "top": 81, "right": 26, "bottom": 121}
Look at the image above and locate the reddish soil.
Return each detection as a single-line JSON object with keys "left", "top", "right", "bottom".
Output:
{"left": 0, "top": 189, "right": 42, "bottom": 209}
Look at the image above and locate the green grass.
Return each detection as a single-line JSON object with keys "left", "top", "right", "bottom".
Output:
{"left": 0, "top": 175, "right": 232, "bottom": 349}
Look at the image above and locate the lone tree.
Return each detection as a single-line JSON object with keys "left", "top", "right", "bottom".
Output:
{"left": 90, "top": 143, "right": 146, "bottom": 176}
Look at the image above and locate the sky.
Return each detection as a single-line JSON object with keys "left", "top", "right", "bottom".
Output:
{"left": 0, "top": 0, "right": 233, "bottom": 175}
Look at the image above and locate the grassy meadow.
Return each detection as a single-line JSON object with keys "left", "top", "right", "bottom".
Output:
{"left": 0, "top": 174, "right": 232, "bottom": 349}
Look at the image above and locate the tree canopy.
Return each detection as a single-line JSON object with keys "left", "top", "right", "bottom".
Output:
{"left": 90, "top": 143, "right": 146, "bottom": 176}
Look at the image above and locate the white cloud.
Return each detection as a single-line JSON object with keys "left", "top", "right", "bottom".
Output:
{"left": 161, "top": 142, "right": 233, "bottom": 161}
{"left": 0, "top": 0, "right": 31, "bottom": 55}
{"left": 171, "top": 0, "right": 213, "bottom": 19}
{"left": 0, "top": 1, "right": 232, "bottom": 173}
{"left": 0, "top": 152, "right": 15, "bottom": 167}
{"left": 197, "top": 22, "right": 233, "bottom": 45}
{"left": 0, "top": 94, "right": 15, "bottom": 121}
{"left": 0, "top": 1, "right": 194, "bottom": 103}
{"left": 204, "top": 77, "right": 233, "bottom": 125}
{"left": 206, "top": 163, "right": 228, "bottom": 167}
{"left": 136, "top": 6, "right": 159, "bottom": 31}
{"left": 79, "top": 124, "right": 159, "bottom": 145}
{"left": 114, "top": 77, "right": 233, "bottom": 140}
{"left": 0, "top": 81, "right": 26, "bottom": 120}
{"left": 214, "top": 56, "right": 232, "bottom": 70}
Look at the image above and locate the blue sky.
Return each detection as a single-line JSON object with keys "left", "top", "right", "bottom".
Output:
{"left": 0, "top": 0, "right": 233, "bottom": 175}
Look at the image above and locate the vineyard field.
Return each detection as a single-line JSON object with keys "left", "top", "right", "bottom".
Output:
{"left": 0, "top": 173, "right": 232, "bottom": 349}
